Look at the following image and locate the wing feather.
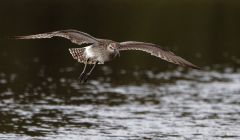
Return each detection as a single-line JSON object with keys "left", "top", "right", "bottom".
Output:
{"left": 119, "top": 41, "right": 200, "bottom": 69}
{"left": 11, "top": 29, "right": 100, "bottom": 45}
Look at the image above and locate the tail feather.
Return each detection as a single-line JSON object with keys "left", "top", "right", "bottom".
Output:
{"left": 69, "top": 48, "right": 99, "bottom": 64}
{"left": 69, "top": 48, "right": 85, "bottom": 61}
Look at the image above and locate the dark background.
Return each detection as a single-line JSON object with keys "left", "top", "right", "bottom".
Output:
{"left": 1, "top": 0, "right": 240, "bottom": 74}
{"left": 0, "top": 0, "right": 240, "bottom": 138}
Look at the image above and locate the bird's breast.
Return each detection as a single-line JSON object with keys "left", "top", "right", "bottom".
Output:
{"left": 84, "top": 45, "right": 112, "bottom": 63}
{"left": 84, "top": 45, "right": 95, "bottom": 58}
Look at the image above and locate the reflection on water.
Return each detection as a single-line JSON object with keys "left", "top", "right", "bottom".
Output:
{"left": 0, "top": 67, "right": 240, "bottom": 139}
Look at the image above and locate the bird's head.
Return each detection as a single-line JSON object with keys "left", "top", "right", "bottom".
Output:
{"left": 107, "top": 43, "right": 120, "bottom": 57}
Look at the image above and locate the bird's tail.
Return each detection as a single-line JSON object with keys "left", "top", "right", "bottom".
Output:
{"left": 69, "top": 48, "right": 86, "bottom": 63}
{"left": 69, "top": 47, "right": 98, "bottom": 64}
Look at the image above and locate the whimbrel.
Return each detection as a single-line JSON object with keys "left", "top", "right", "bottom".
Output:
{"left": 13, "top": 29, "right": 200, "bottom": 83}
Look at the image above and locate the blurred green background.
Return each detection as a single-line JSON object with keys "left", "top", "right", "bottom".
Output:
{"left": 0, "top": 0, "right": 240, "bottom": 75}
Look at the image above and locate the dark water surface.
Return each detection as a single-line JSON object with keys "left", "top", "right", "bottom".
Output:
{"left": 1, "top": 67, "right": 240, "bottom": 139}
{"left": 1, "top": 0, "right": 240, "bottom": 139}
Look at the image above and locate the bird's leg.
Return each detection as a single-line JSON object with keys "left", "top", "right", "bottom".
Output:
{"left": 78, "top": 59, "right": 89, "bottom": 82}
{"left": 82, "top": 61, "right": 98, "bottom": 83}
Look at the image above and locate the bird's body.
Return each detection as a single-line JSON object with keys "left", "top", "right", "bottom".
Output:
{"left": 12, "top": 29, "right": 201, "bottom": 83}
{"left": 69, "top": 40, "right": 120, "bottom": 64}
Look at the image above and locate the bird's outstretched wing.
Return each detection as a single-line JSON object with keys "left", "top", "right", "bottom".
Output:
{"left": 12, "top": 29, "right": 100, "bottom": 45}
{"left": 119, "top": 41, "right": 200, "bottom": 69}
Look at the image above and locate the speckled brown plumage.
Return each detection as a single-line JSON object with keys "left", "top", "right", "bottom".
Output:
{"left": 69, "top": 47, "right": 101, "bottom": 64}
{"left": 12, "top": 29, "right": 99, "bottom": 45}
{"left": 12, "top": 29, "right": 201, "bottom": 83}
{"left": 119, "top": 41, "right": 200, "bottom": 69}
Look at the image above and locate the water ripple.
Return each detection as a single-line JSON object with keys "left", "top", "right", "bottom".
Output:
{"left": 0, "top": 68, "right": 240, "bottom": 139}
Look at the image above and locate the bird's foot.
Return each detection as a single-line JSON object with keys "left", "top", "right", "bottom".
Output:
{"left": 79, "top": 73, "right": 90, "bottom": 84}
{"left": 78, "top": 73, "right": 86, "bottom": 83}
{"left": 82, "top": 73, "right": 90, "bottom": 83}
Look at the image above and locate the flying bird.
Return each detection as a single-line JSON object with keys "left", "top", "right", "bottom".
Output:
{"left": 12, "top": 29, "right": 200, "bottom": 83}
